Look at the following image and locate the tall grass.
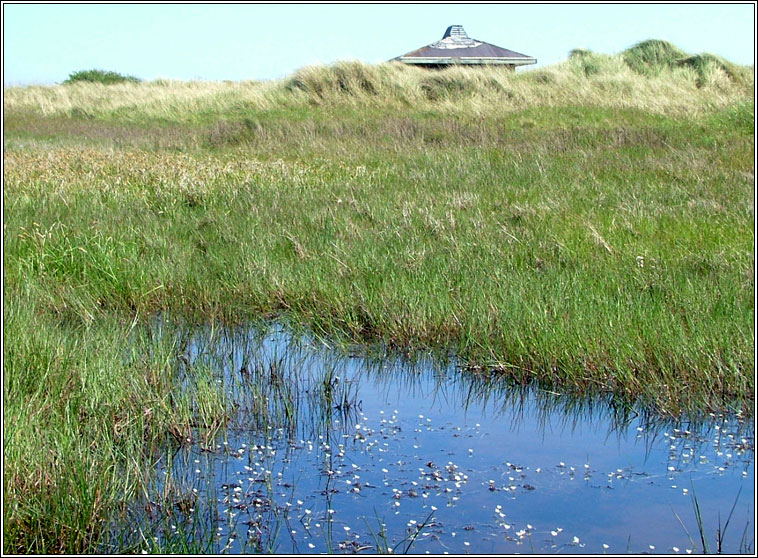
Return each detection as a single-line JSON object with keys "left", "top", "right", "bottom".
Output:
{"left": 3, "top": 41, "right": 754, "bottom": 553}
{"left": 5, "top": 108, "right": 753, "bottom": 403}
{"left": 622, "top": 39, "right": 689, "bottom": 75}
{"left": 4, "top": 44, "right": 753, "bottom": 123}
{"left": 1, "top": 301, "right": 238, "bottom": 552}
{"left": 4, "top": 86, "right": 753, "bottom": 408}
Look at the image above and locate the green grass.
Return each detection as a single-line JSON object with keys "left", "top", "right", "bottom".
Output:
{"left": 4, "top": 104, "right": 752, "bottom": 412}
{"left": 3, "top": 46, "right": 754, "bottom": 553}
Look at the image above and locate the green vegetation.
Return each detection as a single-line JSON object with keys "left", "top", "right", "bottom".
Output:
{"left": 674, "top": 486, "right": 751, "bottom": 555}
{"left": 63, "top": 68, "right": 141, "bottom": 85}
{"left": 620, "top": 39, "right": 751, "bottom": 87}
{"left": 622, "top": 39, "right": 689, "bottom": 75}
{"left": 3, "top": 42, "right": 754, "bottom": 553}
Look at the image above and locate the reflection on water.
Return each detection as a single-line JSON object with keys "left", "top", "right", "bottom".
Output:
{"left": 107, "top": 322, "right": 754, "bottom": 554}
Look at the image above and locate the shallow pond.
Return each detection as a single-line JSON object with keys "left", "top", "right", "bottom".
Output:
{"left": 112, "top": 323, "right": 754, "bottom": 554}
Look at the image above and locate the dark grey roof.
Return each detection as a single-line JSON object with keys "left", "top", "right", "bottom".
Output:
{"left": 393, "top": 25, "right": 536, "bottom": 66}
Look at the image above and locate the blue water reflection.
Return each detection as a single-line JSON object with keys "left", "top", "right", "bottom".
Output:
{"left": 124, "top": 323, "right": 754, "bottom": 554}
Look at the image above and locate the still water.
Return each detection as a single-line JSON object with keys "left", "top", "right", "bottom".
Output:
{"left": 114, "top": 323, "right": 754, "bottom": 554}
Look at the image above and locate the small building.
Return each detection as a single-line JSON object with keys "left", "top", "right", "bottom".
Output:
{"left": 392, "top": 25, "right": 536, "bottom": 70}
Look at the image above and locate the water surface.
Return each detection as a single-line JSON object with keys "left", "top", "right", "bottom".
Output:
{"left": 113, "top": 323, "right": 754, "bottom": 554}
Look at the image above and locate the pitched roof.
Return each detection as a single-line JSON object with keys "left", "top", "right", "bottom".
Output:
{"left": 393, "top": 25, "right": 536, "bottom": 66}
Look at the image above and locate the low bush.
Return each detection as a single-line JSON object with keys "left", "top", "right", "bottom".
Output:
{"left": 63, "top": 69, "right": 141, "bottom": 85}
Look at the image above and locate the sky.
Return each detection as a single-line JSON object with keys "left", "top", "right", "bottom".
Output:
{"left": 2, "top": 2, "right": 756, "bottom": 86}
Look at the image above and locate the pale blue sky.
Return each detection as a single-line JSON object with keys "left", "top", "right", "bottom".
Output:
{"left": 2, "top": 3, "right": 755, "bottom": 86}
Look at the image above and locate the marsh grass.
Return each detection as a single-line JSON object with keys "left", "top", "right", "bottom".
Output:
{"left": 364, "top": 509, "right": 436, "bottom": 554}
{"left": 674, "top": 486, "right": 752, "bottom": 555}
{"left": 3, "top": 43, "right": 754, "bottom": 553}
{"left": 2, "top": 310, "right": 274, "bottom": 553}
{"left": 4, "top": 106, "right": 752, "bottom": 413}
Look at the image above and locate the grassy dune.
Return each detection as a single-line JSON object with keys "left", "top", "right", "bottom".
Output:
{"left": 4, "top": 41, "right": 753, "bottom": 123}
{"left": 3, "top": 42, "right": 755, "bottom": 553}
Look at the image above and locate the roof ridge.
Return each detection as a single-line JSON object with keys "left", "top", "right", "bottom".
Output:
{"left": 443, "top": 25, "right": 468, "bottom": 39}
{"left": 431, "top": 24, "right": 480, "bottom": 49}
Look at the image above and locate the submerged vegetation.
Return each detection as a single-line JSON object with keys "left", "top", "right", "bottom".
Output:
{"left": 3, "top": 41, "right": 754, "bottom": 553}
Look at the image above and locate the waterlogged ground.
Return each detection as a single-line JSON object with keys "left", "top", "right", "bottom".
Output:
{"left": 110, "top": 324, "right": 754, "bottom": 554}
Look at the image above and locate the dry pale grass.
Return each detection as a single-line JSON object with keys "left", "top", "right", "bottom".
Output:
{"left": 4, "top": 53, "right": 753, "bottom": 122}
{"left": 3, "top": 79, "right": 281, "bottom": 121}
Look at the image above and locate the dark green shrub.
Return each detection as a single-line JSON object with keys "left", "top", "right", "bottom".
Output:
{"left": 63, "top": 69, "right": 141, "bottom": 85}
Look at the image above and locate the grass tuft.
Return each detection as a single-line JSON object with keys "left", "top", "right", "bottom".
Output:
{"left": 622, "top": 39, "right": 689, "bottom": 75}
